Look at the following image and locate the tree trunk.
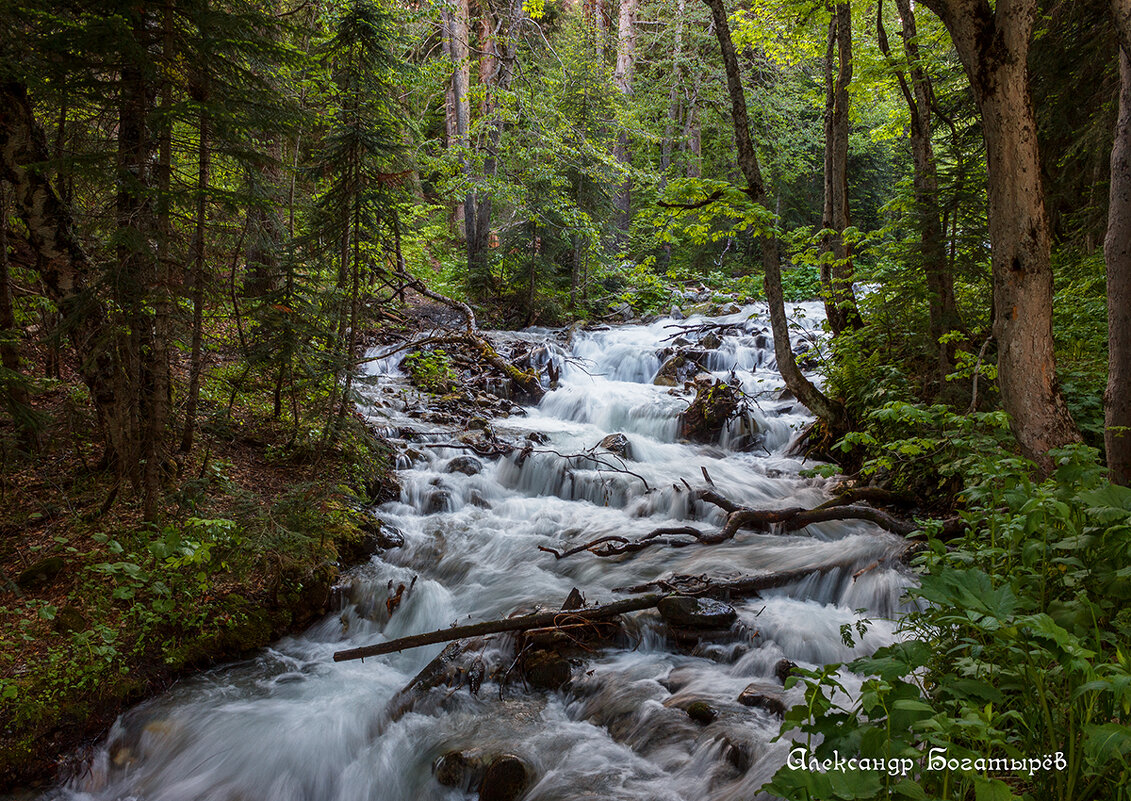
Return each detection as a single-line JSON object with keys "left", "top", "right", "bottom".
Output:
{"left": 702, "top": 0, "right": 846, "bottom": 429}
{"left": 468, "top": 0, "right": 520, "bottom": 293}
{"left": 919, "top": 0, "right": 1081, "bottom": 468}
{"left": 180, "top": 106, "right": 210, "bottom": 455}
{"left": 659, "top": 0, "right": 686, "bottom": 184}
{"left": 612, "top": 0, "right": 639, "bottom": 235}
{"left": 116, "top": 10, "right": 159, "bottom": 490}
{"left": 879, "top": 0, "right": 962, "bottom": 377}
{"left": 820, "top": 2, "right": 862, "bottom": 335}
{"left": 444, "top": 0, "right": 473, "bottom": 245}
{"left": 145, "top": 0, "right": 177, "bottom": 518}
{"left": 1106, "top": 1, "right": 1131, "bottom": 484}
{"left": 0, "top": 82, "right": 131, "bottom": 463}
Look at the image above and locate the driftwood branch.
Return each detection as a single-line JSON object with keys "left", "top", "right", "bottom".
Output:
{"left": 333, "top": 595, "right": 663, "bottom": 662}
{"left": 545, "top": 488, "right": 965, "bottom": 559}
{"left": 334, "top": 567, "right": 860, "bottom": 663}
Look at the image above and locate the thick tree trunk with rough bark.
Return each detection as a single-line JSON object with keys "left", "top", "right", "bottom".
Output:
{"left": 1, "top": 81, "right": 140, "bottom": 468}
{"left": 919, "top": 0, "right": 1081, "bottom": 468}
{"left": 820, "top": 2, "right": 862, "bottom": 335}
{"left": 1106, "top": 2, "right": 1131, "bottom": 485}
{"left": 702, "top": 0, "right": 846, "bottom": 430}
{"left": 0, "top": 83, "right": 130, "bottom": 464}
{"left": 612, "top": 0, "right": 639, "bottom": 234}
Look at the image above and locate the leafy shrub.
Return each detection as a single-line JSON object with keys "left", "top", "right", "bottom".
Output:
{"left": 403, "top": 348, "right": 457, "bottom": 394}
{"left": 764, "top": 445, "right": 1131, "bottom": 801}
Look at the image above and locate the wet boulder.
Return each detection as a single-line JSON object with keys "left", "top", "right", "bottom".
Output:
{"left": 657, "top": 596, "right": 738, "bottom": 629}
{"left": 654, "top": 350, "right": 708, "bottom": 387}
{"left": 522, "top": 650, "right": 573, "bottom": 690}
{"left": 699, "top": 331, "right": 721, "bottom": 350}
{"left": 424, "top": 489, "right": 454, "bottom": 515}
{"left": 670, "top": 305, "right": 684, "bottom": 320}
{"left": 774, "top": 658, "right": 799, "bottom": 684}
{"left": 479, "top": 754, "right": 531, "bottom": 801}
{"left": 737, "top": 684, "right": 788, "bottom": 717}
{"left": 686, "top": 700, "right": 718, "bottom": 725}
{"left": 435, "top": 750, "right": 480, "bottom": 789}
{"left": 446, "top": 455, "right": 484, "bottom": 476}
{"left": 596, "top": 433, "right": 633, "bottom": 460}
{"left": 347, "top": 520, "right": 405, "bottom": 561}
{"left": 678, "top": 378, "right": 743, "bottom": 443}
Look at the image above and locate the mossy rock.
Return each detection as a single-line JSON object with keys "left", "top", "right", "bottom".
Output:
{"left": 16, "top": 556, "right": 65, "bottom": 589}
{"left": 52, "top": 605, "right": 87, "bottom": 634}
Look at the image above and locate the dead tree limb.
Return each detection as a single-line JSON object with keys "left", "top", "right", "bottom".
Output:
{"left": 546, "top": 488, "right": 965, "bottom": 559}
{"left": 335, "top": 567, "right": 862, "bottom": 663}
{"left": 333, "top": 595, "right": 664, "bottom": 662}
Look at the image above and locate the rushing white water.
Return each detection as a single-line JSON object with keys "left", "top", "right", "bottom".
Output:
{"left": 44, "top": 302, "right": 914, "bottom": 801}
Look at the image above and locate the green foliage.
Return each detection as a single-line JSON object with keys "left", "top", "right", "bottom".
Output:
{"left": 403, "top": 348, "right": 457, "bottom": 394}
{"left": 765, "top": 446, "right": 1131, "bottom": 801}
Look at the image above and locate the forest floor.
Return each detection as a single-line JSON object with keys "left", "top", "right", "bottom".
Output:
{"left": 0, "top": 342, "right": 399, "bottom": 792}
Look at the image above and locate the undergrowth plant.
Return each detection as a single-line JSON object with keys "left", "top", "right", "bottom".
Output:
{"left": 764, "top": 443, "right": 1131, "bottom": 801}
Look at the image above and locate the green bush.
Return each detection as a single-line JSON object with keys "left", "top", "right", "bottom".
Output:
{"left": 403, "top": 348, "right": 457, "bottom": 394}
{"left": 764, "top": 445, "right": 1131, "bottom": 801}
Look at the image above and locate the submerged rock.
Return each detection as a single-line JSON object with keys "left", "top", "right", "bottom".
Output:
{"left": 435, "top": 750, "right": 481, "bottom": 790}
{"left": 479, "top": 754, "right": 530, "bottom": 801}
{"left": 424, "top": 490, "right": 453, "bottom": 515}
{"left": 678, "top": 378, "right": 742, "bottom": 443}
{"left": 446, "top": 455, "right": 484, "bottom": 475}
{"left": 774, "top": 658, "right": 799, "bottom": 684}
{"left": 657, "top": 596, "right": 738, "bottom": 629}
{"left": 522, "top": 650, "right": 573, "bottom": 690}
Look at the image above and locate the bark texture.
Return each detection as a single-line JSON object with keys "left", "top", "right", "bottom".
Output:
{"left": 0, "top": 82, "right": 129, "bottom": 463}
{"left": 1106, "top": 1, "right": 1131, "bottom": 485}
{"left": 467, "top": 0, "right": 521, "bottom": 291}
{"left": 918, "top": 0, "right": 1081, "bottom": 467}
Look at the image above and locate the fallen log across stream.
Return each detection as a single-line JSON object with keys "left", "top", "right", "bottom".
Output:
{"left": 539, "top": 487, "right": 966, "bottom": 559}
{"left": 332, "top": 563, "right": 873, "bottom": 663}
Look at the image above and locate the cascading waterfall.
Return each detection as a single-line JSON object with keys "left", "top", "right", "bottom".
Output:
{"left": 42, "top": 303, "right": 915, "bottom": 801}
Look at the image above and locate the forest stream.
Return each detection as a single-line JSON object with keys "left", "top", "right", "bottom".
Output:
{"left": 40, "top": 304, "right": 916, "bottom": 801}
